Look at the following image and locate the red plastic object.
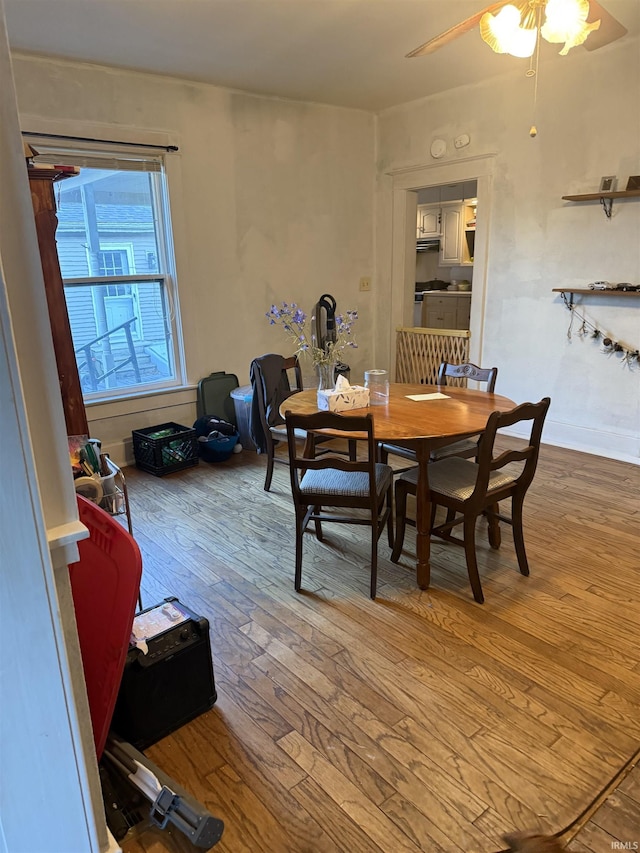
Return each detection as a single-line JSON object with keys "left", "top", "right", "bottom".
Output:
{"left": 68, "top": 496, "right": 142, "bottom": 760}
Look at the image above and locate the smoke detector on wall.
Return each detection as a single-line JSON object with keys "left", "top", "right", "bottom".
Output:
{"left": 430, "top": 139, "right": 446, "bottom": 159}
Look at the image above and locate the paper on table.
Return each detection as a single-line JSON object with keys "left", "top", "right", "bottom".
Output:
{"left": 406, "top": 392, "right": 450, "bottom": 401}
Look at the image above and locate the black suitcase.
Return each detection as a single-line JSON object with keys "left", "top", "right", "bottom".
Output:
{"left": 111, "top": 598, "right": 217, "bottom": 750}
{"left": 197, "top": 371, "right": 239, "bottom": 425}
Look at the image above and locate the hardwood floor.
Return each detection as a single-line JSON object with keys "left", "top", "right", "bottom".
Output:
{"left": 116, "top": 439, "right": 640, "bottom": 852}
{"left": 567, "top": 757, "right": 640, "bottom": 851}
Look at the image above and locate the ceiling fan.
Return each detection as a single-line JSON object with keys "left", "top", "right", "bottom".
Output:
{"left": 407, "top": 0, "right": 628, "bottom": 59}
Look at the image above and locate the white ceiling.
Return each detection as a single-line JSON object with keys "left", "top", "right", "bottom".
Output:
{"left": 4, "top": 0, "right": 639, "bottom": 112}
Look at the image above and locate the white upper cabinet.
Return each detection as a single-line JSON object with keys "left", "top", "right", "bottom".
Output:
{"left": 439, "top": 205, "right": 464, "bottom": 264}
{"left": 416, "top": 205, "right": 441, "bottom": 239}
{"left": 416, "top": 182, "right": 477, "bottom": 265}
{"left": 439, "top": 202, "right": 476, "bottom": 266}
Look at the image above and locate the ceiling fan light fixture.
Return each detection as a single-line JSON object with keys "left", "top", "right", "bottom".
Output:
{"left": 540, "top": 0, "right": 600, "bottom": 54}
{"left": 479, "top": 4, "right": 537, "bottom": 57}
{"left": 406, "top": 0, "right": 623, "bottom": 63}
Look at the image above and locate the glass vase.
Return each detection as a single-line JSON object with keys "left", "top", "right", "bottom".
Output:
{"left": 316, "top": 362, "right": 335, "bottom": 392}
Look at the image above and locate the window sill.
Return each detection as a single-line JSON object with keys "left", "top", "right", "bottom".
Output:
{"left": 85, "top": 384, "right": 197, "bottom": 419}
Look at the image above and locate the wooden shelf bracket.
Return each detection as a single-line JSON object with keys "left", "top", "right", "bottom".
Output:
{"left": 561, "top": 188, "right": 640, "bottom": 219}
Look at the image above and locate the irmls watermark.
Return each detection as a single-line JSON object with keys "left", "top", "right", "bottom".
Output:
{"left": 611, "top": 843, "right": 639, "bottom": 850}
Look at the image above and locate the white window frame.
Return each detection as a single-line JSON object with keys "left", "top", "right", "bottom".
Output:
{"left": 29, "top": 140, "right": 185, "bottom": 402}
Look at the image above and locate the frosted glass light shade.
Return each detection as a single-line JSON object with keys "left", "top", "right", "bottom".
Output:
{"left": 541, "top": 0, "right": 600, "bottom": 54}
{"left": 480, "top": 4, "right": 537, "bottom": 57}
{"left": 480, "top": 0, "right": 600, "bottom": 58}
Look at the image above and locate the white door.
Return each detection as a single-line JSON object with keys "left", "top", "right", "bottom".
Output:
{"left": 104, "top": 284, "right": 139, "bottom": 340}
{"left": 105, "top": 294, "right": 136, "bottom": 333}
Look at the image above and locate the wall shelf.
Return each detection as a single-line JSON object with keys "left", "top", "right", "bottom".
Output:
{"left": 561, "top": 188, "right": 640, "bottom": 218}
{"left": 552, "top": 288, "right": 640, "bottom": 295}
{"left": 552, "top": 288, "right": 640, "bottom": 307}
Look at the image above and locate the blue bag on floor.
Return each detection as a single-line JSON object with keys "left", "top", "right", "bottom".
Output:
{"left": 193, "top": 417, "right": 239, "bottom": 463}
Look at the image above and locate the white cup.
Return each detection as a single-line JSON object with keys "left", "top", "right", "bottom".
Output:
{"left": 364, "top": 369, "right": 389, "bottom": 406}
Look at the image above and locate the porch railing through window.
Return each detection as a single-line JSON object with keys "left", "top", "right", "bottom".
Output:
{"left": 75, "top": 317, "right": 141, "bottom": 392}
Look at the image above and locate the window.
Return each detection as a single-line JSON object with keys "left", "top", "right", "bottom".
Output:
{"left": 31, "top": 143, "right": 183, "bottom": 401}
{"left": 97, "top": 249, "right": 130, "bottom": 277}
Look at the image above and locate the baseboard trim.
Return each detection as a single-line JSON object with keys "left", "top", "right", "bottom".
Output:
{"left": 500, "top": 421, "right": 639, "bottom": 466}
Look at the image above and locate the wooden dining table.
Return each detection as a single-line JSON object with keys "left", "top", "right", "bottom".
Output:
{"left": 282, "top": 382, "right": 516, "bottom": 591}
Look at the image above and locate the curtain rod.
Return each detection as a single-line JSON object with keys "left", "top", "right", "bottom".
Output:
{"left": 22, "top": 131, "right": 178, "bottom": 152}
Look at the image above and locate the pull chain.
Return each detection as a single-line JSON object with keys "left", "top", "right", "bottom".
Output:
{"left": 527, "top": 5, "right": 542, "bottom": 138}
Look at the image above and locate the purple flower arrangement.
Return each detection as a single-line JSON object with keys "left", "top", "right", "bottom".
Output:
{"left": 266, "top": 302, "right": 358, "bottom": 367}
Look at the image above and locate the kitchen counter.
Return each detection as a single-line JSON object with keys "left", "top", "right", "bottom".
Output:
{"left": 419, "top": 289, "right": 471, "bottom": 296}
{"left": 421, "top": 291, "right": 471, "bottom": 329}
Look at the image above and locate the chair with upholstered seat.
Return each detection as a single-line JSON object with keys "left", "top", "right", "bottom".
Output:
{"left": 380, "top": 361, "right": 498, "bottom": 470}
{"left": 284, "top": 410, "right": 394, "bottom": 599}
{"left": 250, "top": 353, "right": 358, "bottom": 491}
{"left": 391, "top": 397, "right": 550, "bottom": 603}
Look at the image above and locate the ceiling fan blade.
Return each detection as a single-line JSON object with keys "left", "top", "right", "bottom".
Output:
{"left": 406, "top": 0, "right": 512, "bottom": 57}
{"left": 582, "top": 0, "right": 628, "bottom": 50}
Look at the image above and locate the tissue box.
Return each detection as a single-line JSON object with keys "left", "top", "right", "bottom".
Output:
{"left": 317, "top": 385, "right": 370, "bottom": 412}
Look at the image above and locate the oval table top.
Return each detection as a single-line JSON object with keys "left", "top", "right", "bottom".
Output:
{"left": 282, "top": 383, "right": 516, "bottom": 444}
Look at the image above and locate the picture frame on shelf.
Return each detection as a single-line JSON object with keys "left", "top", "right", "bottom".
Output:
{"left": 625, "top": 176, "right": 640, "bottom": 190}
{"left": 599, "top": 175, "right": 617, "bottom": 193}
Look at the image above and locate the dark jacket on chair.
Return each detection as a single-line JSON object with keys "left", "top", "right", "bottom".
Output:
{"left": 249, "top": 354, "right": 295, "bottom": 454}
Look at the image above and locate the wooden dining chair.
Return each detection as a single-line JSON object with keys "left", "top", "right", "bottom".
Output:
{"left": 284, "top": 410, "right": 394, "bottom": 599}
{"left": 250, "top": 353, "right": 358, "bottom": 491}
{"left": 391, "top": 397, "right": 551, "bottom": 603}
{"left": 250, "top": 353, "right": 304, "bottom": 491}
{"left": 379, "top": 361, "right": 499, "bottom": 470}
{"left": 437, "top": 360, "right": 498, "bottom": 391}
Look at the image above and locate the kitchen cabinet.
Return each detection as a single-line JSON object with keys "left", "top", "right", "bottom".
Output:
{"left": 439, "top": 202, "right": 475, "bottom": 266}
{"left": 439, "top": 205, "right": 463, "bottom": 265}
{"left": 416, "top": 204, "right": 441, "bottom": 239}
{"left": 421, "top": 292, "right": 471, "bottom": 330}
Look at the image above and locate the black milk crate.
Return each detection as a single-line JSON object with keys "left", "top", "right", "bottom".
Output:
{"left": 132, "top": 422, "right": 199, "bottom": 476}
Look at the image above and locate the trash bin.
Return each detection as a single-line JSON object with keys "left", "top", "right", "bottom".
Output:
{"left": 230, "top": 385, "right": 256, "bottom": 452}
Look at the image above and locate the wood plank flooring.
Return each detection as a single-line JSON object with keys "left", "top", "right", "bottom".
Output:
{"left": 567, "top": 757, "right": 640, "bottom": 851}
{"left": 116, "top": 438, "right": 640, "bottom": 852}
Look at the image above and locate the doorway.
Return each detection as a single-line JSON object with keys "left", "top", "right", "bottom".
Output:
{"left": 415, "top": 180, "right": 477, "bottom": 328}
{"left": 383, "top": 154, "right": 495, "bottom": 376}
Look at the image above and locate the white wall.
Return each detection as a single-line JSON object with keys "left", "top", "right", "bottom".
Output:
{"left": 376, "top": 38, "right": 640, "bottom": 463}
{"left": 10, "top": 41, "right": 640, "bottom": 465}
{"left": 11, "top": 54, "right": 376, "bottom": 465}
{"left": 0, "top": 9, "right": 109, "bottom": 849}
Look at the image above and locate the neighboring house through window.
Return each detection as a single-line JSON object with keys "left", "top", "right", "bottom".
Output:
{"left": 30, "top": 143, "right": 183, "bottom": 400}
{"left": 97, "top": 248, "right": 129, "bottom": 276}
{"left": 95, "top": 247, "right": 140, "bottom": 341}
